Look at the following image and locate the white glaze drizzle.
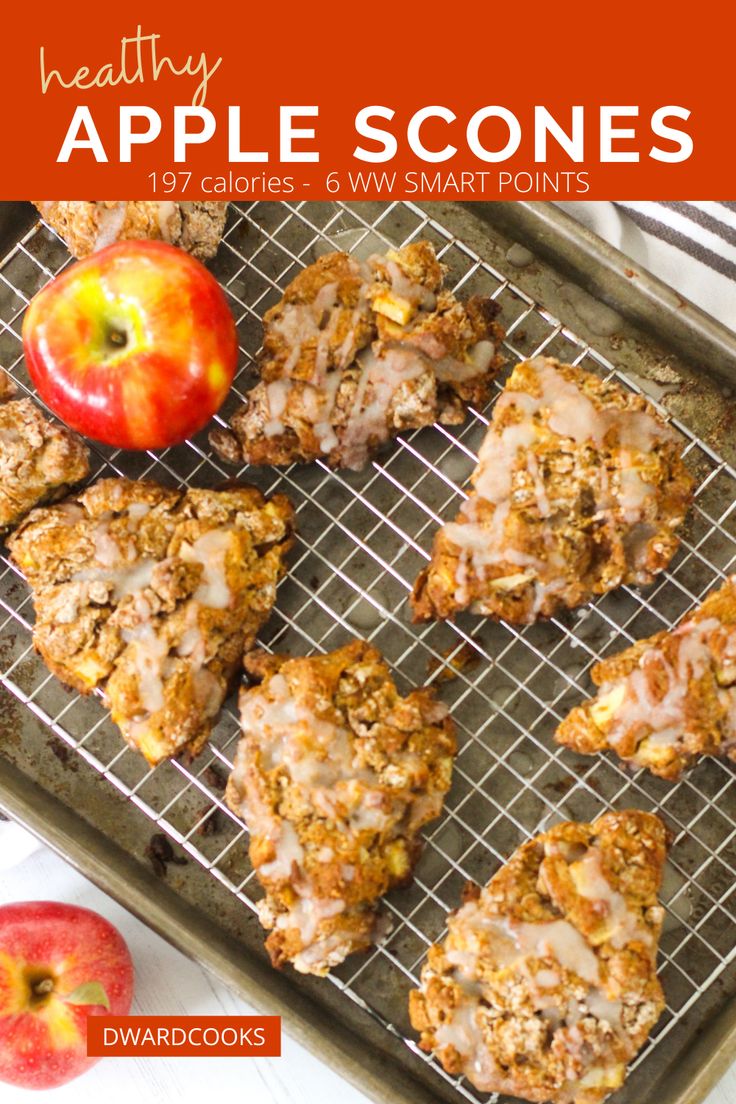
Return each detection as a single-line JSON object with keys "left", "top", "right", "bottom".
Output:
{"left": 447, "top": 357, "right": 671, "bottom": 606}
{"left": 93, "top": 202, "right": 127, "bottom": 252}
{"left": 122, "top": 622, "right": 168, "bottom": 714}
{"left": 72, "top": 519, "right": 157, "bottom": 600}
{"left": 432, "top": 883, "right": 626, "bottom": 1090}
{"left": 597, "top": 613, "right": 734, "bottom": 755}
{"left": 156, "top": 201, "right": 177, "bottom": 242}
{"left": 180, "top": 529, "right": 233, "bottom": 609}
{"left": 431, "top": 841, "right": 635, "bottom": 1094}
{"left": 571, "top": 850, "right": 650, "bottom": 948}
{"left": 70, "top": 506, "right": 232, "bottom": 738}
{"left": 234, "top": 663, "right": 435, "bottom": 958}
{"left": 510, "top": 918, "right": 601, "bottom": 983}
{"left": 339, "top": 345, "right": 429, "bottom": 469}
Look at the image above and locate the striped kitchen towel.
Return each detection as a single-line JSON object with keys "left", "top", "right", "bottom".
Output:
{"left": 558, "top": 201, "right": 736, "bottom": 332}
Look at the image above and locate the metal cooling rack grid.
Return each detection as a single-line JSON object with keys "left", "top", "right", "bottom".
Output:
{"left": 1, "top": 200, "right": 736, "bottom": 1102}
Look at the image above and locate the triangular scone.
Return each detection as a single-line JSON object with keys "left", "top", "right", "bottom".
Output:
{"left": 226, "top": 641, "right": 456, "bottom": 975}
{"left": 8, "top": 478, "right": 294, "bottom": 764}
{"left": 410, "top": 810, "right": 666, "bottom": 1104}
{"left": 557, "top": 576, "right": 736, "bottom": 779}
{"left": 210, "top": 240, "right": 504, "bottom": 471}
{"left": 411, "top": 357, "right": 694, "bottom": 624}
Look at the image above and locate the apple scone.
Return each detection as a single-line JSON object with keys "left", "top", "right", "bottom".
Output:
{"left": 225, "top": 640, "right": 456, "bottom": 975}
{"left": 34, "top": 201, "right": 228, "bottom": 260}
{"left": 0, "top": 373, "right": 89, "bottom": 532}
{"left": 210, "top": 240, "right": 504, "bottom": 471}
{"left": 8, "top": 478, "right": 294, "bottom": 764}
{"left": 557, "top": 576, "right": 736, "bottom": 780}
{"left": 409, "top": 810, "right": 667, "bottom": 1104}
{"left": 412, "top": 356, "right": 694, "bottom": 624}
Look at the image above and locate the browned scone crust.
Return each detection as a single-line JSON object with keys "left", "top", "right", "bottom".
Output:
{"left": 409, "top": 810, "right": 666, "bottom": 1104}
{"left": 412, "top": 357, "right": 694, "bottom": 624}
{"left": 557, "top": 576, "right": 736, "bottom": 780}
{"left": 210, "top": 240, "right": 504, "bottom": 471}
{"left": 225, "top": 640, "right": 456, "bottom": 975}
{"left": 33, "top": 201, "right": 228, "bottom": 260}
{"left": 0, "top": 374, "right": 89, "bottom": 532}
{"left": 8, "top": 478, "right": 294, "bottom": 764}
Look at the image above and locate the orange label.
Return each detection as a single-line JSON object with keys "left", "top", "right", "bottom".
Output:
{"left": 86, "top": 1016, "right": 281, "bottom": 1057}
{"left": 1, "top": 0, "right": 731, "bottom": 199}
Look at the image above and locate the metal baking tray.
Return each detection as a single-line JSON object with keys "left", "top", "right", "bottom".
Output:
{"left": 1, "top": 199, "right": 736, "bottom": 1104}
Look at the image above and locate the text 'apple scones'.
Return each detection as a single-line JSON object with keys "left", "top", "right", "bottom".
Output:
{"left": 0, "top": 372, "right": 89, "bottom": 532}
{"left": 557, "top": 576, "right": 736, "bottom": 780}
{"left": 210, "top": 240, "right": 504, "bottom": 471}
{"left": 226, "top": 640, "right": 456, "bottom": 975}
{"left": 409, "top": 811, "right": 666, "bottom": 1104}
{"left": 34, "top": 201, "right": 228, "bottom": 260}
{"left": 412, "top": 356, "right": 694, "bottom": 624}
{"left": 8, "top": 478, "right": 294, "bottom": 764}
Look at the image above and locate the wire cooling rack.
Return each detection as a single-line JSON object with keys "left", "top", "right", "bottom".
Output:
{"left": 2, "top": 200, "right": 736, "bottom": 1103}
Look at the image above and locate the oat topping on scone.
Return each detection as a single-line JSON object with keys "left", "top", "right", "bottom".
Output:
{"left": 557, "top": 575, "right": 736, "bottom": 779}
{"left": 34, "top": 201, "right": 228, "bottom": 260}
{"left": 409, "top": 810, "right": 666, "bottom": 1104}
{"left": 0, "top": 373, "right": 89, "bottom": 532}
{"left": 210, "top": 240, "right": 504, "bottom": 471}
{"left": 411, "top": 356, "right": 694, "bottom": 624}
{"left": 8, "top": 478, "right": 294, "bottom": 764}
{"left": 225, "top": 640, "right": 456, "bottom": 975}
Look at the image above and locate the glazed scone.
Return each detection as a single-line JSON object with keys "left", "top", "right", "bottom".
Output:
{"left": 0, "top": 373, "right": 89, "bottom": 532}
{"left": 557, "top": 576, "right": 736, "bottom": 779}
{"left": 226, "top": 641, "right": 456, "bottom": 974}
{"left": 8, "top": 478, "right": 294, "bottom": 764}
{"left": 34, "top": 201, "right": 228, "bottom": 260}
{"left": 210, "top": 241, "right": 504, "bottom": 471}
{"left": 412, "top": 357, "right": 694, "bottom": 624}
{"left": 409, "top": 810, "right": 666, "bottom": 1104}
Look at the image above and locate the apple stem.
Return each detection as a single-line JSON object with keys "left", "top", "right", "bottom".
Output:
{"left": 32, "top": 978, "right": 54, "bottom": 998}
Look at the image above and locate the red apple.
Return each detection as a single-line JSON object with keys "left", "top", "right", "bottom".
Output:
{"left": 22, "top": 240, "right": 238, "bottom": 450}
{"left": 0, "top": 901, "right": 134, "bottom": 1089}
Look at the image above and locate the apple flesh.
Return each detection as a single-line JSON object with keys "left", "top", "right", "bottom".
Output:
{"left": 22, "top": 240, "right": 238, "bottom": 450}
{"left": 0, "top": 901, "right": 134, "bottom": 1089}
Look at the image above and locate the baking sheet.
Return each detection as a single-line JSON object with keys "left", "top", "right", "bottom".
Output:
{"left": 1, "top": 200, "right": 736, "bottom": 1104}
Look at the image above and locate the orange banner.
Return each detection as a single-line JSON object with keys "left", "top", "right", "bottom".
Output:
{"left": 1, "top": 1, "right": 731, "bottom": 200}
{"left": 86, "top": 1016, "right": 281, "bottom": 1058}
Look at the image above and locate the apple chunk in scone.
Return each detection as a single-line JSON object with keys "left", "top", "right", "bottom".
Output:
{"left": 409, "top": 810, "right": 667, "bottom": 1104}
{"left": 557, "top": 576, "right": 736, "bottom": 780}
{"left": 8, "top": 478, "right": 294, "bottom": 764}
{"left": 411, "top": 357, "right": 694, "bottom": 624}
{"left": 225, "top": 640, "right": 456, "bottom": 975}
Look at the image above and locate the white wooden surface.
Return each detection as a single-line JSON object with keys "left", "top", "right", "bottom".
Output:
{"left": 0, "top": 839, "right": 370, "bottom": 1104}
{"left": 0, "top": 837, "right": 733, "bottom": 1104}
